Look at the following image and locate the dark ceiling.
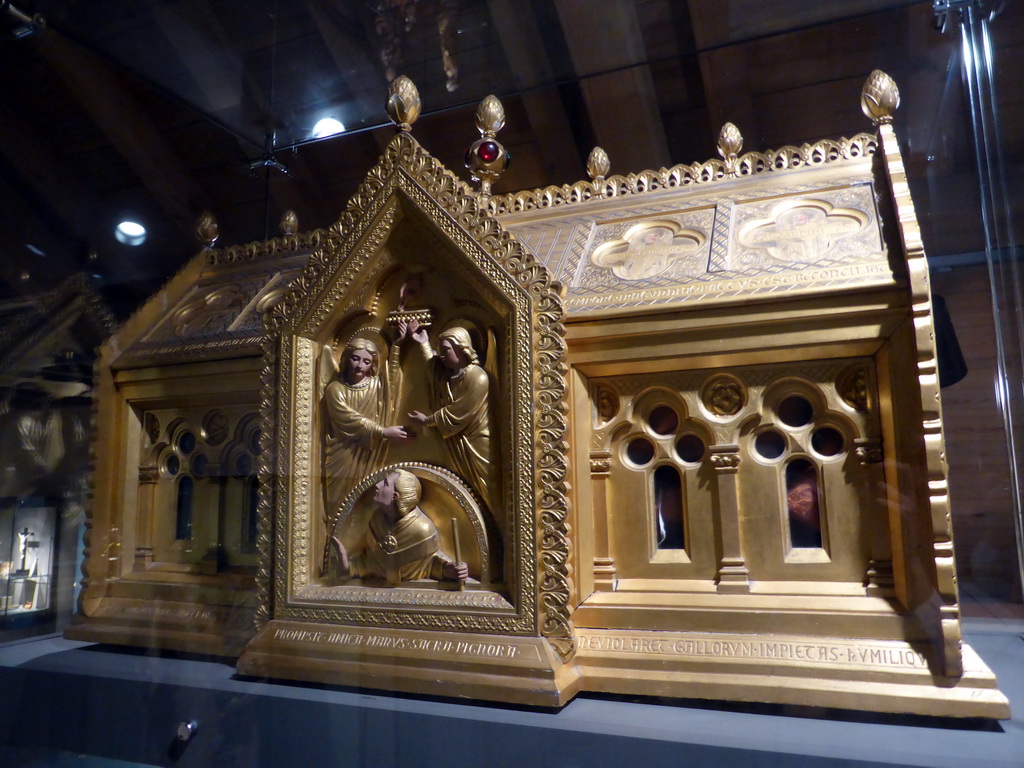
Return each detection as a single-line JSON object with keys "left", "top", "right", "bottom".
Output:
{"left": 0, "top": 0, "right": 1020, "bottom": 318}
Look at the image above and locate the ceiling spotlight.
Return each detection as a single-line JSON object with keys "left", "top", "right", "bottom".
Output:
{"left": 311, "top": 117, "right": 345, "bottom": 139}
{"left": 115, "top": 220, "right": 147, "bottom": 246}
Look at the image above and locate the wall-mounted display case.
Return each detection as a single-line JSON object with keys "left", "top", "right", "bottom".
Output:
{"left": 0, "top": 499, "right": 56, "bottom": 626}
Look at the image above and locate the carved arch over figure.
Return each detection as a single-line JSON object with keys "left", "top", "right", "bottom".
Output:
{"left": 330, "top": 462, "right": 494, "bottom": 584}
{"left": 256, "top": 126, "right": 570, "bottom": 657}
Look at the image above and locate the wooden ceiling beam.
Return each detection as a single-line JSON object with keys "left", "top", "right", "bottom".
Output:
{"left": 37, "top": 31, "right": 209, "bottom": 237}
{"left": 151, "top": 2, "right": 327, "bottom": 232}
{"left": 487, "top": 0, "right": 583, "bottom": 185}
{"left": 687, "top": 0, "right": 760, "bottom": 147}
{"left": 553, "top": 0, "right": 670, "bottom": 174}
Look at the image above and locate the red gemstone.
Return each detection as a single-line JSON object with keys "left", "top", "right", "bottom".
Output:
{"left": 478, "top": 140, "right": 500, "bottom": 163}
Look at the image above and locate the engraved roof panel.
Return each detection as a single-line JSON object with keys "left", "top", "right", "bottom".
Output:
{"left": 496, "top": 134, "right": 901, "bottom": 318}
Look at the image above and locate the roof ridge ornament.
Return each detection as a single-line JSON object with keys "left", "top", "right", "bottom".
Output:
{"left": 717, "top": 122, "right": 743, "bottom": 176}
{"left": 465, "top": 94, "right": 510, "bottom": 199}
{"left": 587, "top": 146, "right": 610, "bottom": 180}
{"left": 861, "top": 69, "right": 900, "bottom": 125}
{"left": 386, "top": 75, "right": 422, "bottom": 132}
{"left": 195, "top": 211, "right": 219, "bottom": 249}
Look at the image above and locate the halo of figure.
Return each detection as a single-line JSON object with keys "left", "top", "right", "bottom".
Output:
{"left": 331, "top": 468, "right": 468, "bottom": 585}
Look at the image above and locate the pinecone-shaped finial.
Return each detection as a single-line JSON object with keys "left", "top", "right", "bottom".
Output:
{"left": 386, "top": 75, "right": 422, "bottom": 131}
{"left": 587, "top": 146, "right": 610, "bottom": 181}
{"left": 195, "top": 211, "right": 219, "bottom": 248}
{"left": 861, "top": 70, "right": 900, "bottom": 125}
{"left": 279, "top": 210, "right": 298, "bottom": 236}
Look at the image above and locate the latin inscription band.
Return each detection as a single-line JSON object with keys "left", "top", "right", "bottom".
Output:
{"left": 577, "top": 632, "right": 928, "bottom": 669}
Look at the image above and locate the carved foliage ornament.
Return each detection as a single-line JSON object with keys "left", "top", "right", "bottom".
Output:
{"left": 262, "top": 131, "right": 573, "bottom": 658}
{"left": 489, "top": 134, "right": 877, "bottom": 216}
{"left": 701, "top": 374, "right": 747, "bottom": 417}
{"left": 837, "top": 365, "right": 871, "bottom": 412}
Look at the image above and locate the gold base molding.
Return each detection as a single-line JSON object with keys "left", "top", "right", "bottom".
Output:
{"left": 65, "top": 597, "right": 256, "bottom": 657}
{"left": 576, "top": 628, "right": 1009, "bottom": 719}
{"left": 237, "top": 621, "right": 581, "bottom": 707}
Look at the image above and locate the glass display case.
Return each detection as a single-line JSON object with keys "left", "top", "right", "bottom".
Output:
{"left": 0, "top": 498, "right": 56, "bottom": 626}
{"left": 0, "top": 0, "right": 1022, "bottom": 765}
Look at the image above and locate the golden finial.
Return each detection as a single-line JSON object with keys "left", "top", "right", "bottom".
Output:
{"left": 279, "top": 210, "right": 298, "bottom": 236}
{"left": 386, "top": 76, "right": 421, "bottom": 131}
{"left": 587, "top": 147, "right": 610, "bottom": 181}
{"left": 717, "top": 123, "right": 743, "bottom": 158}
{"left": 717, "top": 123, "right": 743, "bottom": 176}
{"left": 465, "top": 94, "right": 509, "bottom": 197}
{"left": 195, "top": 211, "right": 219, "bottom": 248}
{"left": 861, "top": 70, "right": 900, "bottom": 124}
{"left": 475, "top": 94, "right": 505, "bottom": 138}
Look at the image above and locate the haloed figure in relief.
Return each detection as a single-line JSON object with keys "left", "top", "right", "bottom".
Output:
{"left": 404, "top": 320, "right": 500, "bottom": 525}
{"left": 332, "top": 469, "right": 468, "bottom": 585}
{"left": 322, "top": 337, "right": 411, "bottom": 523}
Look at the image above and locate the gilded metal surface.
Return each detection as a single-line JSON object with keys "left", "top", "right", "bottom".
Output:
{"left": 385, "top": 75, "right": 421, "bottom": 130}
{"left": 861, "top": 69, "right": 900, "bottom": 125}
{"left": 258, "top": 128, "right": 572, "bottom": 654}
{"left": 475, "top": 94, "right": 505, "bottom": 137}
{"left": 194, "top": 211, "right": 219, "bottom": 247}
{"left": 875, "top": 114, "right": 963, "bottom": 676}
{"left": 499, "top": 164, "right": 890, "bottom": 317}
{"left": 489, "top": 133, "right": 877, "bottom": 215}
{"left": 717, "top": 122, "right": 743, "bottom": 175}
{"left": 279, "top": 210, "right": 298, "bottom": 236}
{"left": 837, "top": 364, "right": 871, "bottom": 412}
{"left": 701, "top": 373, "right": 746, "bottom": 417}
{"left": 117, "top": 235, "right": 317, "bottom": 366}
{"left": 75, "top": 70, "right": 1003, "bottom": 716}
{"left": 586, "top": 146, "right": 610, "bottom": 181}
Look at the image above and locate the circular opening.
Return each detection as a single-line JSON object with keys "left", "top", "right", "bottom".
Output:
{"left": 177, "top": 431, "right": 196, "bottom": 455}
{"left": 114, "top": 220, "right": 147, "bottom": 246}
{"left": 754, "top": 430, "right": 787, "bottom": 460}
{"left": 675, "top": 434, "right": 706, "bottom": 463}
{"left": 625, "top": 437, "right": 655, "bottom": 466}
{"left": 191, "top": 454, "right": 209, "bottom": 478}
{"left": 648, "top": 405, "right": 679, "bottom": 435}
{"left": 777, "top": 395, "right": 813, "bottom": 428}
{"left": 165, "top": 455, "right": 180, "bottom": 476}
{"left": 235, "top": 453, "right": 253, "bottom": 477}
{"left": 811, "top": 426, "right": 845, "bottom": 457}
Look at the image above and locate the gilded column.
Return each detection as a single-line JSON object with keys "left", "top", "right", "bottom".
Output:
{"left": 855, "top": 437, "right": 893, "bottom": 595}
{"left": 133, "top": 465, "right": 158, "bottom": 571}
{"left": 710, "top": 443, "right": 749, "bottom": 593}
{"left": 589, "top": 450, "right": 616, "bottom": 590}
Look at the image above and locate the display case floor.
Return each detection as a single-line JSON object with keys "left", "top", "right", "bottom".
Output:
{"left": 1, "top": 620, "right": 1022, "bottom": 768}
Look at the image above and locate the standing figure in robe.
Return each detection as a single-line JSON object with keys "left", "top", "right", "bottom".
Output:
{"left": 322, "top": 337, "right": 410, "bottom": 527}
{"left": 404, "top": 320, "right": 501, "bottom": 527}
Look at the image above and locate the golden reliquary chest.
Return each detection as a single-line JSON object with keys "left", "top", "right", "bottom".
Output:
{"left": 68, "top": 71, "right": 1010, "bottom": 718}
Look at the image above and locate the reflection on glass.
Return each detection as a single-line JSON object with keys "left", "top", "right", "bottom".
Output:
{"left": 243, "top": 476, "right": 259, "bottom": 551}
{"left": 175, "top": 477, "right": 194, "bottom": 540}
{"left": 654, "top": 465, "right": 685, "bottom": 550}
{"left": 786, "top": 459, "right": 822, "bottom": 548}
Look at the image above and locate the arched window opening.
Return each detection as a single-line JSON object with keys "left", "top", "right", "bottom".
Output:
{"left": 786, "top": 459, "right": 822, "bottom": 548}
{"left": 242, "top": 475, "right": 259, "bottom": 550}
{"left": 653, "top": 465, "right": 685, "bottom": 550}
{"left": 175, "top": 476, "right": 194, "bottom": 540}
